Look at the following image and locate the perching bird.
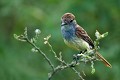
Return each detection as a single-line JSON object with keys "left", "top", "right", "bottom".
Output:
{"left": 61, "top": 13, "right": 112, "bottom": 68}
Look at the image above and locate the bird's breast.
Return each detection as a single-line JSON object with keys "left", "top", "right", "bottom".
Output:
{"left": 64, "top": 37, "right": 90, "bottom": 51}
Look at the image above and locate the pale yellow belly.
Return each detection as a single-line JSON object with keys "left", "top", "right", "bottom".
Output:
{"left": 64, "top": 37, "right": 90, "bottom": 51}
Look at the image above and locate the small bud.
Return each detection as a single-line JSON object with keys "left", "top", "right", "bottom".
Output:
{"left": 102, "top": 32, "right": 108, "bottom": 38}
{"left": 91, "top": 68, "right": 95, "bottom": 74}
{"left": 14, "top": 34, "right": 27, "bottom": 42}
{"left": 44, "top": 38, "right": 47, "bottom": 40}
{"left": 31, "top": 48, "right": 38, "bottom": 53}
{"left": 31, "top": 38, "right": 36, "bottom": 43}
{"left": 44, "top": 35, "right": 51, "bottom": 44}
{"left": 35, "top": 29, "right": 41, "bottom": 35}
{"left": 101, "top": 35, "right": 104, "bottom": 38}
{"left": 95, "top": 30, "right": 101, "bottom": 39}
{"left": 44, "top": 35, "right": 51, "bottom": 40}
{"left": 44, "top": 41, "right": 48, "bottom": 44}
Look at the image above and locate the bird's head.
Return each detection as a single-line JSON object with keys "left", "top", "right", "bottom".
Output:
{"left": 61, "top": 13, "right": 76, "bottom": 26}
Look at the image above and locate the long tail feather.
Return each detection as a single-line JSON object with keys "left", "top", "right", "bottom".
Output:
{"left": 96, "top": 52, "right": 112, "bottom": 68}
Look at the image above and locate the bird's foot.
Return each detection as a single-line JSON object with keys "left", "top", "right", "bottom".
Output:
{"left": 71, "top": 54, "right": 79, "bottom": 67}
{"left": 72, "top": 53, "right": 82, "bottom": 67}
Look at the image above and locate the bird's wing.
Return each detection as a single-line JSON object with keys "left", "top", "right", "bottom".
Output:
{"left": 75, "top": 25, "right": 94, "bottom": 48}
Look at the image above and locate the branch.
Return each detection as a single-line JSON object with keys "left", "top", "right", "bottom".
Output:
{"left": 14, "top": 27, "right": 54, "bottom": 71}
{"left": 14, "top": 27, "right": 108, "bottom": 80}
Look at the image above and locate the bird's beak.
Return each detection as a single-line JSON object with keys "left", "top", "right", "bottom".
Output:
{"left": 61, "top": 22, "right": 67, "bottom": 26}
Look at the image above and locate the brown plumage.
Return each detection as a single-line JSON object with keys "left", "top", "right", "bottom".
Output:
{"left": 75, "top": 25, "right": 95, "bottom": 49}
{"left": 61, "top": 13, "right": 75, "bottom": 25}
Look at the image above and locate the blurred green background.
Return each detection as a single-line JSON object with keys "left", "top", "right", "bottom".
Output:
{"left": 0, "top": 0, "right": 120, "bottom": 80}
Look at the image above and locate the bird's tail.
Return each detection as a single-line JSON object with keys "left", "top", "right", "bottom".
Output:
{"left": 96, "top": 52, "right": 112, "bottom": 68}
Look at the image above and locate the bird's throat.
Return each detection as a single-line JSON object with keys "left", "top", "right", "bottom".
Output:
{"left": 61, "top": 25, "right": 75, "bottom": 40}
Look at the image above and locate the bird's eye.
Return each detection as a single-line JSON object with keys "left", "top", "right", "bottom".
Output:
{"left": 70, "top": 19, "right": 73, "bottom": 22}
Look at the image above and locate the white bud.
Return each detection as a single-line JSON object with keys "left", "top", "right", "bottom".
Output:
{"left": 44, "top": 41, "right": 48, "bottom": 44}
{"left": 95, "top": 30, "right": 100, "bottom": 39}
{"left": 101, "top": 35, "right": 104, "bottom": 38}
{"left": 31, "top": 48, "right": 38, "bottom": 53}
{"left": 35, "top": 29, "right": 41, "bottom": 35}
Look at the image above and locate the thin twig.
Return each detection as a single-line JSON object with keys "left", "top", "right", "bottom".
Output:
{"left": 72, "top": 68, "right": 84, "bottom": 80}
{"left": 25, "top": 36, "right": 55, "bottom": 71}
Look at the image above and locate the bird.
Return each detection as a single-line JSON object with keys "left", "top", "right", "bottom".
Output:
{"left": 61, "top": 13, "right": 112, "bottom": 68}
